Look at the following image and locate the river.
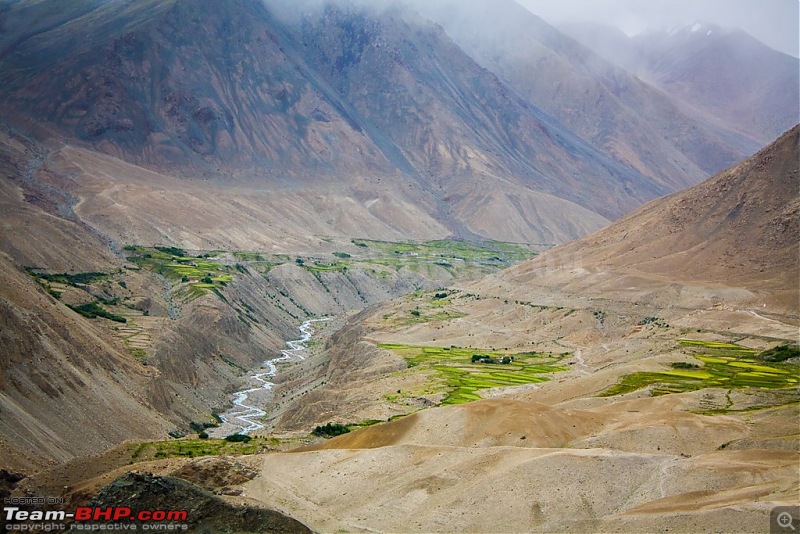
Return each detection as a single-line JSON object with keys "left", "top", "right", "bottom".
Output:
{"left": 211, "top": 318, "right": 329, "bottom": 436}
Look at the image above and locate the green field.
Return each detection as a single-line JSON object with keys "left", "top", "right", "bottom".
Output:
{"left": 124, "top": 246, "right": 232, "bottom": 299}
{"left": 293, "top": 238, "right": 539, "bottom": 278}
{"left": 600, "top": 339, "right": 800, "bottom": 397}
{"left": 380, "top": 344, "right": 567, "bottom": 404}
{"left": 354, "top": 239, "right": 536, "bottom": 273}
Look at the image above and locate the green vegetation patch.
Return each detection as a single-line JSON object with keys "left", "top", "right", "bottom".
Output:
{"left": 25, "top": 268, "right": 112, "bottom": 300}
{"left": 304, "top": 260, "right": 350, "bottom": 273}
{"left": 68, "top": 301, "right": 127, "bottom": 323}
{"left": 124, "top": 246, "right": 232, "bottom": 299}
{"left": 600, "top": 340, "right": 799, "bottom": 397}
{"left": 311, "top": 422, "right": 351, "bottom": 438}
{"left": 381, "top": 290, "right": 469, "bottom": 326}
{"left": 26, "top": 268, "right": 110, "bottom": 287}
{"left": 380, "top": 344, "right": 567, "bottom": 405}
{"left": 396, "top": 308, "right": 467, "bottom": 326}
{"left": 759, "top": 344, "right": 800, "bottom": 362}
{"left": 304, "top": 238, "right": 538, "bottom": 278}
{"left": 130, "top": 437, "right": 270, "bottom": 460}
{"left": 367, "top": 239, "right": 536, "bottom": 264}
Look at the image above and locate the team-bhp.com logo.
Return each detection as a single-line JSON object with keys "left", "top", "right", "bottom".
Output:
{"left": 4, "top": 506, "right": 188, "bottom": 531}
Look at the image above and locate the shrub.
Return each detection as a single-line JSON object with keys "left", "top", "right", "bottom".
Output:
{"left": 68, "top": 301, "right": 127, "bottom": 323}
{"left": 155, "top": 246, "right": 186, "bottom": 257}
{"left": 410, "top": 310, "right": 420, "bottom": 317}
{"left": 312, "top": 422, "right": 351, "bottom": 438}
{"left": 224, "top": 433, "right": 252, "bottom": 443}
{"left": 198, "top": 431, "right": 209, "bottom": 440}
{"left": 759, "top": 344, "right": 800, "bottom": 362}
{"left": 671, "top": 362, "right": 700, "bottom": 369}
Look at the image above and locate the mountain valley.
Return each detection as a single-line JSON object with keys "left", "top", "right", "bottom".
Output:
{"left": 0, "top": 0, "right": 797, "bottom": 532}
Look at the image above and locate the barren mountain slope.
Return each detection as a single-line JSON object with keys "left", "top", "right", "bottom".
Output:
{"left": 496, "top": 125, "right": 800, "bottom": 311}
{"left": 0, "top": 0, "right": 666, "bottom": 243}
{"left": 0, "top": 129, "right": 172, "bottom": 471}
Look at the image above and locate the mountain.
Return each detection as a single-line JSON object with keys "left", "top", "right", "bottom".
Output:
{"left": 561, "top": 21, "right": 800, "bottom": 147}
{"left": 0, "top": 0, "right": 669, "bottom": 244}
{"left": 409, "top": 0, "right": 759, "bottom": 191}
{"left": 495, "top": 124, "right": 800, "bottom": 312}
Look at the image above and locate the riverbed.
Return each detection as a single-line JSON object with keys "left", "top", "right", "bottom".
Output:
{"left": 209, "top": 318, "right": 329, "bottom": 437}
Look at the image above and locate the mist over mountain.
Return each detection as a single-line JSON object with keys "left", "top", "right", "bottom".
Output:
{"left": 560, "top": 20, "right": 800, "bottom": 146}
{"left": 408, "top": 0, "right": 759, "bottom": 190}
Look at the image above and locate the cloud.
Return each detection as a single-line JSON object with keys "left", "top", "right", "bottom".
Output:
{"left": 514, "top": 0, "right": 799, "bottom": 57}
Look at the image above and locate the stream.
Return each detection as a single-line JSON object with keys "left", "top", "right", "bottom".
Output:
{"left": 213, "top": 318, "right": 330, "bottom": 436}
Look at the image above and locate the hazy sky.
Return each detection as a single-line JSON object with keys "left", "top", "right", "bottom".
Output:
{"left": 515, "top": 0, "right": 799, "bottom": 57}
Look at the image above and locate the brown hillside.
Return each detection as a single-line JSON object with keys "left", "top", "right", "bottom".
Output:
{"left": 499, "top": 125, "right": 800, "bottom": 311}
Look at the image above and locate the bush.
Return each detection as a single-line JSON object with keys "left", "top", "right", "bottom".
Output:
{"left": 155, "top": 246, "right": 186, "bottom": 257}
{"left": 410, "top": 310, "right": 421, "bottom": 317}
{"left": 759, "top": 344, "right": 800, "bottom": 362}
{"left": 671, "top": 362, "right": 700, "bottom": 369}
{"left": 68, "top": 301, "right": 127, "bottom": 323}
{"left": 198, "top": 431, "right": 209, "bottom": 439}
{"left": 224, "top": 433, "right": 252, "bottom": 443}
{"left": 312, "top": 422, "right": 351, "bottom": 438}
{"left": 201, "top": 275, "right": 213, "bottom": 284}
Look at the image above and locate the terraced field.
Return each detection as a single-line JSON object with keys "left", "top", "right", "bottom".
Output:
{"left": 271, "top": 238, "right": 539, "bottom": 279}
{"left": 124, "top": 246, "right": 232, "bottom": 299}
{"left": 600, "top": 339, "right": 800, "bottom": 397}
{"left": 379, "top": 344, "right": 568, "bottom": 404}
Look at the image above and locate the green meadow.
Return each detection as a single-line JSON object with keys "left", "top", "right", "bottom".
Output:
{"left": 600, "top": 339, "right": 800, "bottom": 397}
{"left": 379, "top": 344, "right": 567, "bottom": 404}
